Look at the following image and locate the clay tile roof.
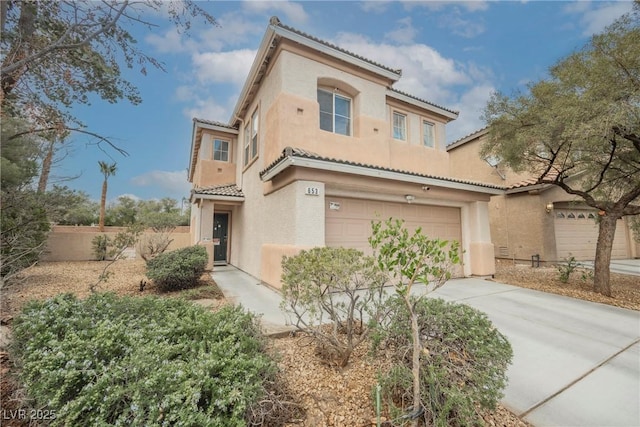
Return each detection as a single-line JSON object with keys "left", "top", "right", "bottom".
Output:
{"left": 192, "top": 183, "right": 244, "bottom": 198}
{"left": 260, "top": 147, "right": 505, "bottom": 191}
{"left": 193, "top": 118, "right": 237, "bottom": 130}
{"left": 388, "top": 88, "right": 458, "bottom": 116}
{"left": 273, "top": 19, "right": 402, "bottom": 77}
{"left": 507, "top": 170, "right": 560, "bottom": 190}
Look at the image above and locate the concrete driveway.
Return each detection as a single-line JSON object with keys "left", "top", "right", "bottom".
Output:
{"left": 579, "top": 259, "right": 640, "bottom": 277}
{"left": 213, "top": 267, "right": 640, "bottom": 427}
{"left": 429, "top": 278, "right": 640, "bottom": 427}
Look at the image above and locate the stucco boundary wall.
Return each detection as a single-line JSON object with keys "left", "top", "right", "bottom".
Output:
{"left": 41, "top": 225, "right": 191, "bottom": 262}
{"left": 261, "top": 244, "right": 317, "bottom": 290}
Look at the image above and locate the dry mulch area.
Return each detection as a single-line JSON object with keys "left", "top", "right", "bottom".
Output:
{"left": 492, "top": 259, "right": 640, "bottom": 311}
{"left": 3, "top": 258, "right": 638, "bottom": 426}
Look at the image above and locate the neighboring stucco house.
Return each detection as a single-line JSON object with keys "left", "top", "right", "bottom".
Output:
{"left": 187, "top": 17, "right": 503, "bottom": 288}
{"left": 447, "top": 127, "right": 639, "bottom": 263}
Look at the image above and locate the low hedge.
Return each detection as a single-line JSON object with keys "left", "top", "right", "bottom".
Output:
{"left": 11, "top": 293, "right": 276, "bottom": 426}
{"left": 146, "top": 245, "right": 208, "bottom": 292}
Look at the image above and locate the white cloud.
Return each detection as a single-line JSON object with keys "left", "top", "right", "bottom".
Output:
{"left": 385, "top": 17, "right": 418, "bottom": 44}
{"left": 403, "top": 1, "right": 489, "bottom": 12}
{"left": 447, "top": 83, "right": 496, "bottom": 143}
{"left": 197, "top": 13, "right": 266, "bottom": 52}
{"left": 131, "top": 170, "right": 191, "bottom": 198}
{"left": 565, "top": 1, "right": 633, "bottom": 36}
{"left": 191, "top": 49, "right": 256, "bottom": 86}
{"left": 242, "top": 1, "right": 309, "bottom": 25}
{"left": 439, "top": 13, "right": 485, "bottom": 38}
{"left": 334, "top": 33, "right": 470, "bottom": 102}
{"left": 360, "top": 1, "right": 392, "bottom": 13}
{"left": 182, "top": 96, "right": 233, "bottom": 122}
{"left": 145, "top": 28, "right": 197, "bottom": 54}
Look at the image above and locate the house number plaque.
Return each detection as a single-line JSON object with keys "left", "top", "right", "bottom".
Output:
{"left": 304, "top": 187, "right": 320, "bottom": 196}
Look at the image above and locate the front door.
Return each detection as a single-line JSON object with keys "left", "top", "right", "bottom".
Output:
{"left": 213, "top": 213, "right": 229, "bottom": 264}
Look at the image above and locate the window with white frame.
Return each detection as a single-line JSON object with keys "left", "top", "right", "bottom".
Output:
{"left": 243, "top": 109, "right": 259, "bottom": 166}
{"left": 243, "top": 124, "right": 250, "bottom": 166}
{"left": 393, "top": 112, "right": 407, "bottom": 140}
{"left": 423, "top": 120, "right": 435, "bottom": 148}
{"left": 318, "top": 88, "right": 351, "bottom": 136}
{"left": 213, "top": 139, "right": 229, "bottom": 162}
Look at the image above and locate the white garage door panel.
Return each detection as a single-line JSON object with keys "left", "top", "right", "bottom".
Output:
{"left": 325, "top": 197, "right": 463, "bottom": 276}
{"left": 555, "top": 209, "right": 628, "bottom": 261}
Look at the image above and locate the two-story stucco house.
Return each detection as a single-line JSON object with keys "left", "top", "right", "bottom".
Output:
{"left": 187, "top": 17, "right": 503, "bottom": 288}
{"left": 447, "top": 127, "right": 639, "bottom": 263}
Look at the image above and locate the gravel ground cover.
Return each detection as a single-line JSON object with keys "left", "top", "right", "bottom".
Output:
{"left": 2, "top": 258, "right": 637, "bottom": 426}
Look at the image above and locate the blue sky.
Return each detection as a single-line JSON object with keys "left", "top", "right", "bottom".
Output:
{"left": 55, "top": 0, "right": 634, "bottom": 202}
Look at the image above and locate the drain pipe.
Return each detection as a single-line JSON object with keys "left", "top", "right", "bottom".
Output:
{"left": 234, "top": 115, "right": 245, "bottom": 189}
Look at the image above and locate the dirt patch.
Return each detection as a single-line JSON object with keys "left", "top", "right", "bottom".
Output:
{"left": 5, "top": 258, "right": 637, "bottom": 426}
{"left": 493, "top": 259, "right": 640, "bottom": 311}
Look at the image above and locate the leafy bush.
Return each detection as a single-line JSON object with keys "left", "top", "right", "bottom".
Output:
{"left": 91, "top": 234, "right": 109, "bottom": 260}
{"left": 146, "top": 245, "right": 208, "bottom": 291}
{"left": 281, "top": 247, "right": 387, "bottom": 367}
{"left": 11, "top": 293, "right": 280, "bottom": 426}
{"left": 557, "top": 255, "right": 580, "bottom": 283}
{"left": 374, "top": 296, "right": 513, "bottom": 427}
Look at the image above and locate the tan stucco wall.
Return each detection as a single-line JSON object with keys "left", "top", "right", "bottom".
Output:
{"left": 192, "top": 130, "right": 238, "bottom": 188}
{"left": 257, "top": 49, "right": 452, "bottom": 178}
{"left": 260, "top": 244, "right": 316, "bottom": 289}
{"left": 42, "top": 226, "right": 191, "bottom": 262}
{"left": 448, "top": 133, "right": 529, "bottom": 187}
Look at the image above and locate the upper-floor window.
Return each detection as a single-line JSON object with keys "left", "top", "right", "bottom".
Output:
{"left": 318, "top": 88, "right": 351, "bottom": 136}
{"left": 213, "top": 139, "right": 229, "bottom": 162}
{"left": 423, "top": 121, "right": 435, "bottom": 148}
{"left": 244, "top": 109, "right": 259, "bottom": 166}
{"left": 393, "top": 112, "right": 407, "bottom": 140}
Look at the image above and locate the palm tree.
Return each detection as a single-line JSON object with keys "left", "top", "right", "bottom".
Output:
{"left": 98, "top": 161, "right": 117, "bottom": 231}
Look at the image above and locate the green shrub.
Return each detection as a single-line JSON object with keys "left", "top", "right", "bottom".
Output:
{"left": 373, "top": 296, "right": 513, "bottom": 427}
{"left": 280, "top": 247, "right": 387, "bottom": 367}
{"left": 146, "top": 245, "right": 208, "bottom": 291}
{"left": 91, "top": 234, "right": 109, "bottom": 260}
{"left": 557, "top": 255, "right": 580, "bottom": 283}
{"left": 11, "top": 293, "right": 278, "bottom": 426}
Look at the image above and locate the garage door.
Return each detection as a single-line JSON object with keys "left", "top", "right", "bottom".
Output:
{"left": 554, "top": 209, "right": 628, "bottom": 261}
{"left": 325, "top": 197, "right": 463, "bottom": 275}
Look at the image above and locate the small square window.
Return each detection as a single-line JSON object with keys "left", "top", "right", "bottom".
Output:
{"left": 393, "top": 112, "right": 406, "bottom": 140}
{"left": 213, "top": 139, "right": 229, "bottom": 162}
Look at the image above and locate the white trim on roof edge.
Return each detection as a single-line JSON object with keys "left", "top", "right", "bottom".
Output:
{"left": 387, "top": 90, "right": 458, "bottom": 121}
{"left": 191, "top": 194, "right": 245, "bottom": 202}
{"left": 273, "top": 25, "right": 401, "bottom": 82}
{"left": 261, "top": 156, "right": 504, "bottom": 195}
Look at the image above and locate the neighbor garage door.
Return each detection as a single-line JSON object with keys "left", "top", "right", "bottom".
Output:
{"left": 325, "top": 197, "right": 463, "bottom": 275}
{"left": 554, "top": 209, "right": 628, "bottom": 261}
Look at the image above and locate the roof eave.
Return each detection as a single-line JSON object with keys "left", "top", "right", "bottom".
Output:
{"left": 229, "top": 22, "right": 278, "bottom": 125}
{"left": 191, "top": 193, "right": 246, "bottom": 202}
{"left": 274, "top": 25, "right": 401, "bottom": 83}
{"left": 262, "top": 155, "right": 503, "bottom": 195}
{"left": 387, "top": 90, "right": 458, "bottom": 121}
{"left": 446, "top": 127, "right": 490, "bottom": 151}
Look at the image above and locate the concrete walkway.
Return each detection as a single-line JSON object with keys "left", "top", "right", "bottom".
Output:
{"left": 580, "top": 259, "right": 640, "bottom": 277}
{"left": 212, "top": 266, "right": 640, "bottom": 427}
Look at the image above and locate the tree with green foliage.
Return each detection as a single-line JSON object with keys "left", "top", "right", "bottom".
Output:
{"left": 1, "top": 0, "right": 216, "bottom": 153}
{"left": 43, "top": 185, "right": 98, "bottom": 225}
{"left": 0, "top": 117, "right": 49, "bottom": 285}
{"left": 369, "top": 218, "right": 460, "bottom": 426}
{"left": 482, "top": 4, "right": 640, "bottom": 296}
{"left": 98, "top": 161, "right": 116, "bottom": 232}
{"left": 0, "top": 0, "right": 213, "bottom": 281}
{"left": 280, "top": 247, "right": 387, "bottom": 367}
